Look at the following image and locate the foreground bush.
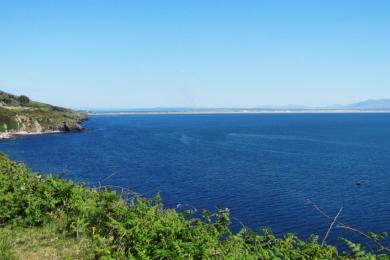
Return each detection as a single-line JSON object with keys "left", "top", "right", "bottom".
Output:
{"left": 0, "top": 153, "right": 388, "bottom": 259}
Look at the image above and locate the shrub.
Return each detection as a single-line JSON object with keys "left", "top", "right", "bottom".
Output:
{"left": 0, "top": 95, "right": 12, "bottom": 105}
{"left": 17, "top": 95, "right": 30, "bottom": 105}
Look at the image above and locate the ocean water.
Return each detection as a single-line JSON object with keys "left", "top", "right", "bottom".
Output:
{"left": 1, "top": 113, "right": 390, "bottom": 248}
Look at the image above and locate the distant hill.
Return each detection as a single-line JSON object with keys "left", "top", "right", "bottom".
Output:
{"left": 255, "top": 99, "right": 390, "bottom": 110}
{"left": 344, "top": 99, "right": 390, "bottom": 109}
{"left": 0, "top": 91, "right": 87, "bottom": 138}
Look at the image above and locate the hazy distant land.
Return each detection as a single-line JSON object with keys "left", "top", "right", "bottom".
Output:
{"left": 89, "top": 109, "right": 390, "bottom": 116}
{"left": 89, "top": 99, "right": 390, "bottom": 115}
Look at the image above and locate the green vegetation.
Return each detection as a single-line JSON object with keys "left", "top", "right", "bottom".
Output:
{"left": 0, "top": 91, "right": 86, "bottom": 133}
{"left": 17, "top": 95, "right": 30, "bottom": 106}
{"left": 0, "top": 154, "right": 388, "bottom": 259}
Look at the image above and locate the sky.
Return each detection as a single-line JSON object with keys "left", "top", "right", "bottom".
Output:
{"left": 0, "top": 0, "right": 389, "bottom": 109}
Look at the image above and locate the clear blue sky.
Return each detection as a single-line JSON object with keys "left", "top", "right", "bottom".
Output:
{"left": 0, "top": 0, "right": 389, "bottom": 109}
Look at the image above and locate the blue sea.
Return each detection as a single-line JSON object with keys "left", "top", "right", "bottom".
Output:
{"left": 1, "top": 113, "right": 390, "bottom": 248}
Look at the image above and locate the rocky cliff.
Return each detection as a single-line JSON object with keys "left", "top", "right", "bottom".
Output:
{"left": 0, "top": 91, "right": 87, "bottom": 138}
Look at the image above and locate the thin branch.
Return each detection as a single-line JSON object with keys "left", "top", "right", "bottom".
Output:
{"left": 307, "top": 199, "right": 390, "bottom": 253}
{"left": 101, "top": 172, "right": 117, "bottom": 182}
{"left": 175, "top": 203, "right": 198, "bottom": 212}
{"left": 337, "top": 225, "right": 389, "bottom": 252}
{"left": 232, "top": 217, "right": 246, "bottom": 229}
{"left": 322, "top": 206, "right": 343, "bottom": 246}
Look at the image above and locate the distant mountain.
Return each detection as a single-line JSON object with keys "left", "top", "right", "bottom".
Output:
{"left": 344, "top": 99, "right": 390, "bottom": 109}
{"left": 256, "top": 99, "right": 390, "bottom": 110}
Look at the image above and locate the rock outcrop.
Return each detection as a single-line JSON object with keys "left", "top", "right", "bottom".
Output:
{"left": 0, "top": 91, "right": 87, "bottom": 138}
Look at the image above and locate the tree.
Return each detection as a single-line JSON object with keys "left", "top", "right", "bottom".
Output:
{"left": 0, "top": 95, "right": 11, "bottom": 104}
{"left": 18, "top": 95, "right": 30, "bottom": 105}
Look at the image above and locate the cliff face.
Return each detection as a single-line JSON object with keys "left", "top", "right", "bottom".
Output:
{"left": 0, "top": 91, "right": 87, "bottom": 137}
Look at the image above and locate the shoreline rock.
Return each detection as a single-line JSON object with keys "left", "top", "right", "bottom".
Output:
{"left": 0, "top": 125, "right": 85, "bottom": 139}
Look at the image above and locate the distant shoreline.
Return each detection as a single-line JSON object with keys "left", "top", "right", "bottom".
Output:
{"left": 89, "top": 109, "right": 390, "bottom": 116}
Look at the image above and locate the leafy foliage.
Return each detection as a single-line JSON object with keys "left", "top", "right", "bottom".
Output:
{"left": 0, "top": 91, "right": 29, "bottom": 106}
{"left": 16, "top": 95, "right": 30, "bottom": 105}
{"left": 0, "top": 153, "right": 388, "bottom": 259}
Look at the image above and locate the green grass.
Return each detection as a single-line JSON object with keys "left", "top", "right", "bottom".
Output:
{"left": 0, "top": 225, "right": 94, "bottom": 260}
{"left": 0, "top": 153, "right": 388, "bottom": 259}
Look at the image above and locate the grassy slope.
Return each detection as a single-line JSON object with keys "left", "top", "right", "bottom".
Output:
{"left": 0, "top": 225, "right": 94, "bottom": 260}
{"left": 0, "top": 154, "right": 388, "bottom": 259}
{"left": 0, "top": 92, "right": 86, "bottom": 132}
